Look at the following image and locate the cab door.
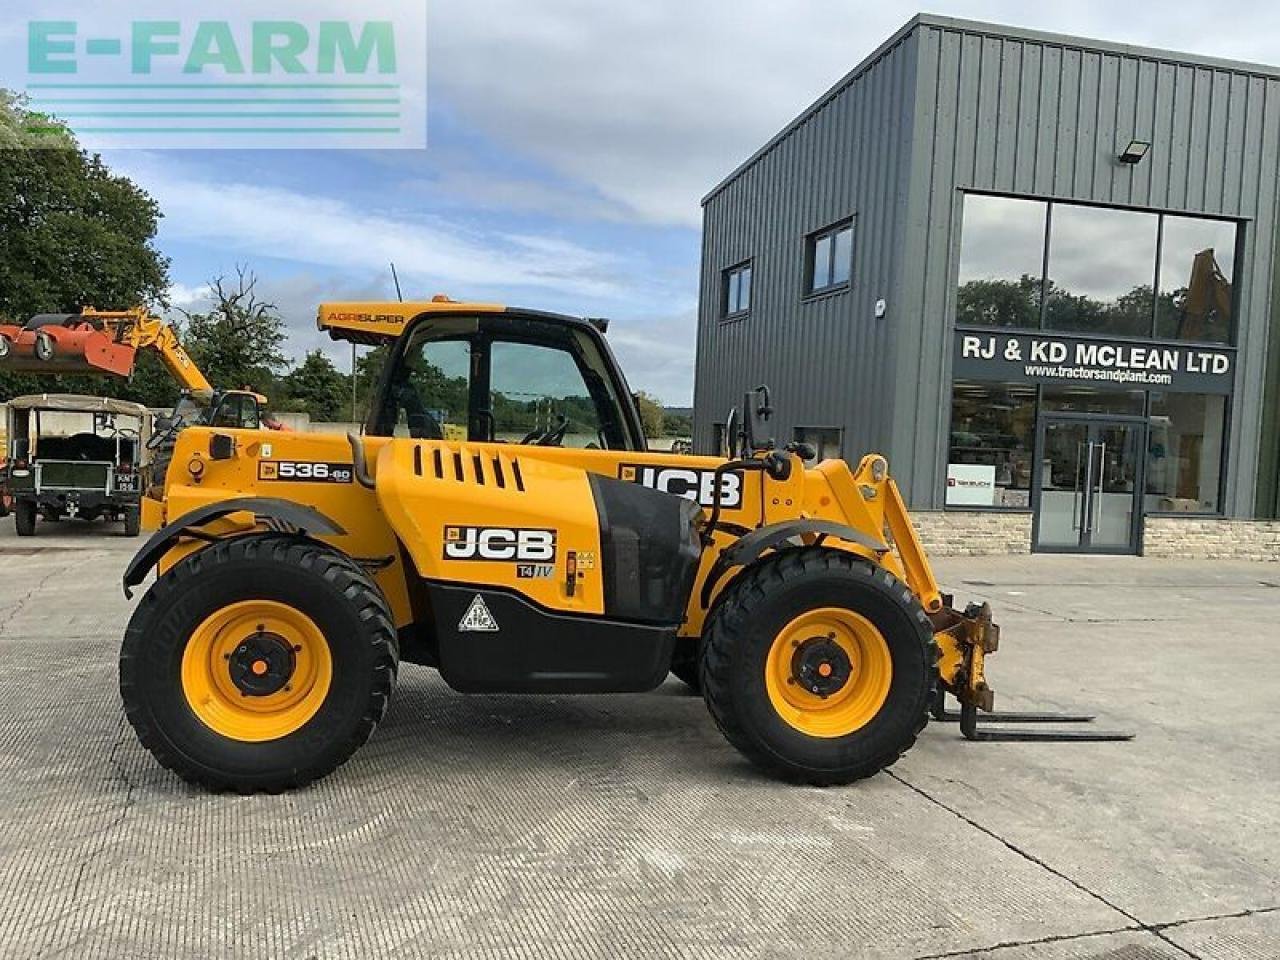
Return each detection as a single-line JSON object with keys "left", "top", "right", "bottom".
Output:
{"left": 483, "top": 339, "right": 613, "bottom": 449}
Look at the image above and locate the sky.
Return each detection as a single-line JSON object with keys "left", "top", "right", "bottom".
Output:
{"left": 69, "top": 0, "right": 1280, "bottom": 404}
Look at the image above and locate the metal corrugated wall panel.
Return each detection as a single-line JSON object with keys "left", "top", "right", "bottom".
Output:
{"left": 693, "top": 33, "right": 919, "bottom": 458}
{"left": 895, "top": 23, "right": 1280, "bottom": 514}
{"left": 696, "top": 17, "right": 1280, "bottom": 518}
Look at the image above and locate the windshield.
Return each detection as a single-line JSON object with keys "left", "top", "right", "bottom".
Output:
{"left": 172, "top": 396, "right": 202, "bottom": 423}
{"left": 34, "top": 410, "right": 141, "bottom": 439}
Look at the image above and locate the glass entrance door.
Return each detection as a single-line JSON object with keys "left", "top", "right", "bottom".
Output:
{"left": 1034, "top": 418, "right": 1142, "bottom": 553}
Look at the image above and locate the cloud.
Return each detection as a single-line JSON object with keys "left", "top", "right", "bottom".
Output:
{"left": 605, "top": 307, "right": 699, "bottom": 406}
{"left": 113, "top": 154, "right": 634, "bottom": 303}
{"left": 396, "top": 148, "right": 634, "bottom": 224}
{"left": 165, "top": 282, "right": 212, "bottom": 309}
{"left": 430, "top": 0, "right": 1280, "bottom": 227}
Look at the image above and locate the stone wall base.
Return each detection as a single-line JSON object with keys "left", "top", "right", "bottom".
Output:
{"left": 1143, "top": 517, "right": 1280, "bottom": 561}
{"left": 910, "top": 512, "right": 1033, "bottom": 557}
{"left": 908, "top": 511, "right": 1280, "bottom": 561}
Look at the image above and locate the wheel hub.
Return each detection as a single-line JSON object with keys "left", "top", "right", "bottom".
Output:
{"left": 791, "top": 636, "right": 853, "bottom": 698}
{"left": 227, "top": 630, "right": 296, "bottom": 697}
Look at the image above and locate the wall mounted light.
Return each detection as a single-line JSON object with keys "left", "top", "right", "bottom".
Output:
{"left": 1118, "top": 139, "right": 1151, "bottom": 164}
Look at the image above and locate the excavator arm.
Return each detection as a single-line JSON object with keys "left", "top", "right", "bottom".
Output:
{"left": 0, "top": 306, "right": 211, "bottom": 400}
{"left": 1175, "top": 248, "right": 1232, "bottom": 341}
{"left": 89, "top": 308, "right": 215, "bottom": 402}
{"left": 0, "top": 307, "right": 266, "bottom": 429}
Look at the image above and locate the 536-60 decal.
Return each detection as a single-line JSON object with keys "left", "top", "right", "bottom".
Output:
{"left": 258, "top": 461, "right": 354, "bottom": 483}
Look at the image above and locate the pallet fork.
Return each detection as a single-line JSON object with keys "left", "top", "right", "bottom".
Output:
{"left": 931, "top": 598, "right": 1134, "bottom": 743}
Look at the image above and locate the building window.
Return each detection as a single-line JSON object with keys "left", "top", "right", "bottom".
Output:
{"left": 793, "top": 426, "right": 843, "bottom": 464}
{"left": 956, "top": 195, "right": 1046, "bottom": 328}
{"left": 1156, "top": 216, "right": 1236, "bottom": 344}
{"left": 722, "top": 261, "right": 752, "bottom": 318}
{"left": 1040, "top": 386, "right": 1145, "bottom": 417}
{"left": 955, "top": 194, "right": 1239, "bottom": 344}
{"left": 805, "top": 219, "right": 853, "bottom": 295}
{"left": 1045, "top": 204, "right": 1158, "bottom": 338}
{"left": 1146, "top": 392, "right": 1226, "bottom": 513}
{"left": 947, "top": 381, "right": 1036, "bottom": 508}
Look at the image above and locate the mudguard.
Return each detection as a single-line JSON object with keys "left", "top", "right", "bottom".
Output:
{"left": 122, "top": 496, "right": 346, "bottom": 597}
{"left": 699, "top": 518, "right": 889, "bottom": 608}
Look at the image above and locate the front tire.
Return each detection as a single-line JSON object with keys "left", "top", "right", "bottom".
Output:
{"left": 120, "top": 534, "right": 398, "bottom": 792}
{"left": 701, "top": 549, "right": 936, "bottom": 785}
{"left": 122, "top": 504, "right": 141, "bottom": 537}
{"left": 14, "top": 500, "right": 36, "bottom": 536}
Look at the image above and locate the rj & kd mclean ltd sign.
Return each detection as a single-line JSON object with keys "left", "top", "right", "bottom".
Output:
{"left": 952, "top": 329, "right": 1234, "bottom": 395}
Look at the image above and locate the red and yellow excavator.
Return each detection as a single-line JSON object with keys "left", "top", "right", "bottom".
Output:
{"left": 0, "top": 307, "right": 269, "bottom": 431}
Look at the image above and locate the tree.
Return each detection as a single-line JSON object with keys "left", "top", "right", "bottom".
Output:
{"left": 0, "top": 90, "right": 170, "bottom": 400}
{"left": 180, "top": 267, "right": 287, "bottom": 398}
{"left": 955, "top": 276, "right": 1041, "bottom": 328}
{"left": 634, "top": 391, "right": 665, "bottom": 438}
{"left": 663, "top": 410, "right": 693, "bottom": 437}
{"left": 354, "top": 344, "right": 390, "bottom": 420}
{"left": 284, "top": 350, "right": 350, "bottom": 422}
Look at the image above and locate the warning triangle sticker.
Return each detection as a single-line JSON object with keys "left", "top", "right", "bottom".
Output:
{"left": 458, "top": 594, "right": 499, "bottom": 632}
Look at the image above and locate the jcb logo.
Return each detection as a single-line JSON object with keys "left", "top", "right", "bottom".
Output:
{"left": 443, "top": 526, "right": 557, "bottom": 562}
{"left": 618, "top": 464, "right": 743, "bottom": 509}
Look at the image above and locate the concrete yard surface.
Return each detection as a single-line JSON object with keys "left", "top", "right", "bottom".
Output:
{"left": 0, "top": 521, "right": 1276, "bottom": 959}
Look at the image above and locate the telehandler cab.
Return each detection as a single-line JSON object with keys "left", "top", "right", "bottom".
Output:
{"left": 119, "top": 297, "right": 1126, "bottom": 792}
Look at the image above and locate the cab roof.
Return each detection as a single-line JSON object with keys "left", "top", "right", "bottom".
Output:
{"left": 317, "top": 296, "right": 608, "bottom": 345}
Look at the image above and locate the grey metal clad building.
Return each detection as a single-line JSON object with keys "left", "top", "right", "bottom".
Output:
{"left": 694, "top": 13, "right": 1280, "bottom": 555}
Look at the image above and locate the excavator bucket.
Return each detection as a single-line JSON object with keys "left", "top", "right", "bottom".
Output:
{"left": 0, "top": 315, "right": 139, "bottom": 377}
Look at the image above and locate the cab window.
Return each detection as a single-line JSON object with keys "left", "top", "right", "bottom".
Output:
{"left": 489, "top": 341, "right": 604, "bottom": 448}
{"left": 389, "top": 338, "right": 471, "bottom": 439}
{"left": 208, "top": 394, "right": 260, "bottom": 430}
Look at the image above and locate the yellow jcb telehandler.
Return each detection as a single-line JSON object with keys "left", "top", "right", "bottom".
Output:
{"left": 118, "top": 297, "right": 1127, "bottom": 792}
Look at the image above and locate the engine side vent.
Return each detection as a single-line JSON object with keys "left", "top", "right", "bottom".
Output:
{"left": 418, "top": 444, "right": 525, "bottom": 492}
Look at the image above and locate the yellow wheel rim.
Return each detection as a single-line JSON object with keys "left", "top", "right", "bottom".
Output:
{"left": 764, "top": 607, "right": 893, "bottom": 738}
{"left": 181, "top": 600, "right": 333, "bottom": 742}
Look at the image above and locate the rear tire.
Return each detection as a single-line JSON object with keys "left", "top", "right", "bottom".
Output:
{"left": 122, "top": 505, "right": 141, "bottom": 537}
{"left": 701, "top": 549, "right": 936, "bottom": 785}
{"left": 14, "top": 500, "right": 36, "bottom": 537}
{"left": 669, "top": 637, "right": 701, "bottom": 692}
{"left": 120, "top": 534, "right": 398, "bottom": 792}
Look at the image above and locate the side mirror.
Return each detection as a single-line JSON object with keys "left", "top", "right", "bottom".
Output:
{"left": 153, "top": 415, "right": 173, "bottom": 434}
{"left": 209, "top": 433, "right": 236, "bottom": 461}
{"left": 742, "top": 385, "right": 774, "bottom": 454}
